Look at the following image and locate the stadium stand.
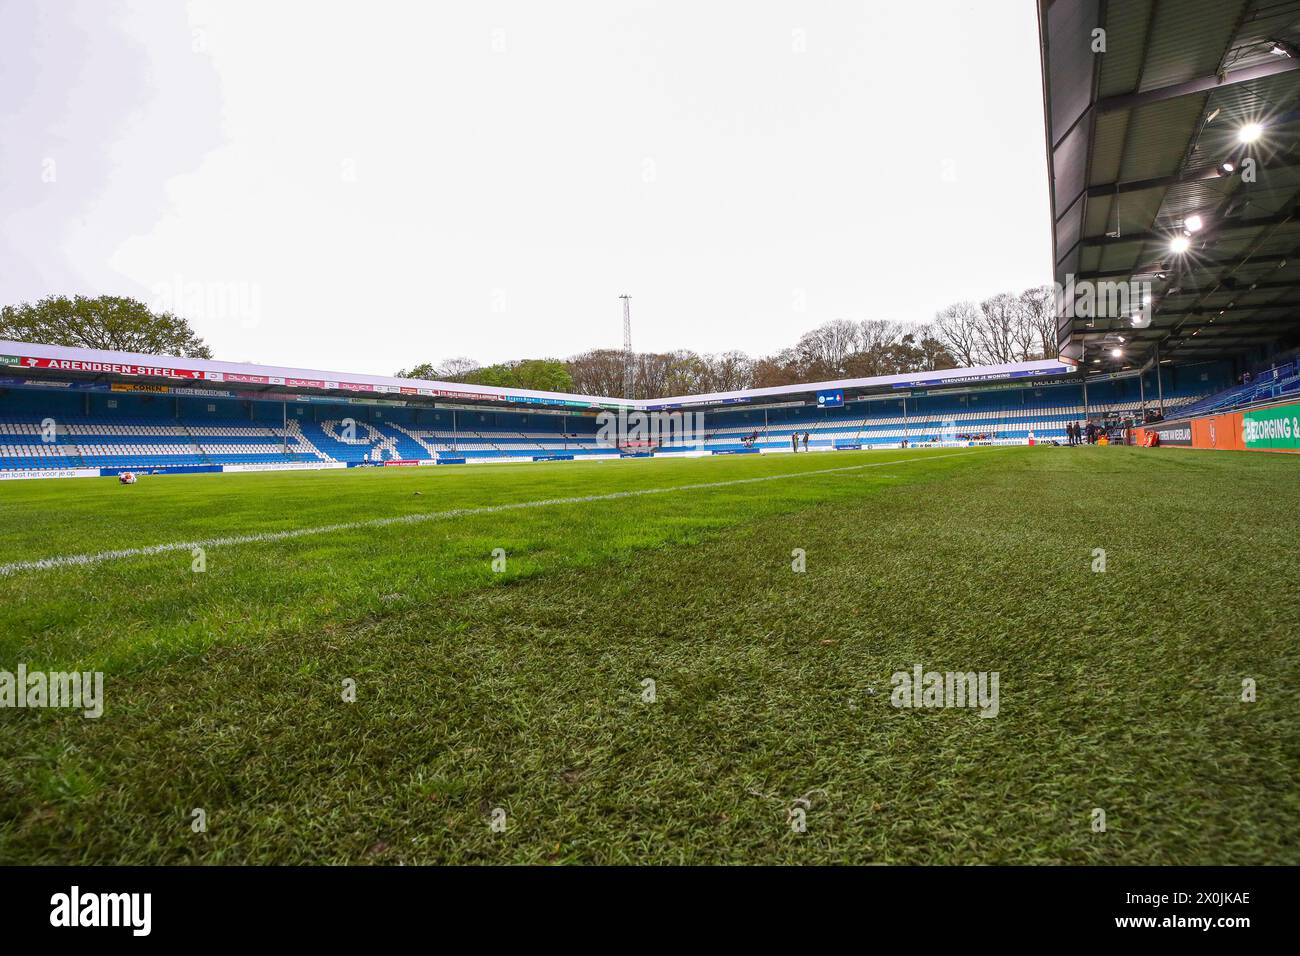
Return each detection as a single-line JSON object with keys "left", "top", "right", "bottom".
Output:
{"left": 0, "top": 334, "right": 1245, "bottom": 476}
{"left": 0, "top": 363, "right": 1223, "bottom": 473}
{"left": 0, "top": 414, "right": 321, "bottom": 471}
{"left": 678, "top": 374, "right": 1212, "bottom": 453}
{"left": 1172, "top": 359, "right": 1300, "bottom": 420}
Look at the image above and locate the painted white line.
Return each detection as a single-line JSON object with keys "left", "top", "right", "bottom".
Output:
{"left": 0, "top": 452, "right": 975, "bottom": 577}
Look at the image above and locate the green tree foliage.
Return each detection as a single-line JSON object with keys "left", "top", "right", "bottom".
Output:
{"left": 397, "top": 357, "right": 573, "bottom": 393}
{"left": 0, "top": 295, "right": 213, "bottom": 358}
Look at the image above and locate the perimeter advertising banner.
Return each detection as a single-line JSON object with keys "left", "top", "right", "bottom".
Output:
{"left": 111, "top": 383, "right": 170, "bottom": 393}
{"left": 18, "top": 356, "right": 205, "bottom": 378}
{"left": 0, "top": 467, "right": 101, "bottom": 480}
{"left": 1150, "top": 421, "right": 1193, "bottom": 446}
{"left": 890, "top": 364, "right": 1073, "bottom": 389}
{"left": 1242, "top": 402, "right": 1300, "bottom": 451}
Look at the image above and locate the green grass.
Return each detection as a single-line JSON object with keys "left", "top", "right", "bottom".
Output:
{"left": 0, "top": 446, "right": 1297, "bottom": 864}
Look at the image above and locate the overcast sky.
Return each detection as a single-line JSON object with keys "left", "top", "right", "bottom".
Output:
{"left": 2, "top": 0, "right": 1052, "bottom": 374}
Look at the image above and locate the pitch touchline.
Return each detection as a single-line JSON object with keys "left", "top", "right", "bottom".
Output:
{"left": 0, "top": 452, "right": 975, "bottom": 577}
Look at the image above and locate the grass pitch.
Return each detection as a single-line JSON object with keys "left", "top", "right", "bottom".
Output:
{"left": 1, "top": 446, "right": 1297, "bottom": 864}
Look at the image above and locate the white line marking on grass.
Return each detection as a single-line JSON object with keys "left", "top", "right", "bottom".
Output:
{"left": 0, "top": 452, "right": 975, "bottom": 577}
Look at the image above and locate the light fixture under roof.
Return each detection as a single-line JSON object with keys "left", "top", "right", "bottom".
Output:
{"left": 1222, "top": 161, "right": 1235, "bottom": 172}
{"left": 1238, "top": 122, "right": 1264, "bottom": 144}
{"left": 1110, "top": 348, "right": 1123, "bottom": 358}
{"left": 1170, "top": 235, "right": 1191, "bottom": 254}
{"left": 1185, "top": 214, "right": 1204, "bottom": 233}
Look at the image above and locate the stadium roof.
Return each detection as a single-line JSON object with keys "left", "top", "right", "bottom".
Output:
{"left": 643, "top": 359, "right": 1075, "bottom": 407}
{"left": 1, "top": 338, "right": 1075, "bottom": 411}
{"left": 1039, "top": 0, "right": 1300, "bottom": 367}
{"left": 0, "top": 338, "right": 632, "bottom": 410}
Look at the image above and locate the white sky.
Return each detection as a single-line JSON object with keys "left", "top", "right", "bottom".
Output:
{"left": 2, "top": 0, "right": 1052, "bottom": 374}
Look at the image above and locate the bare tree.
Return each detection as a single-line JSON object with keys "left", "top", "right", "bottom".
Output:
{"left": 1018, "top": 285, "right": 1057, "bottom": 360}
{"left": 858, "top": 318, "right": 903, "bottom": 355}
{"left": 633, "top": 352, "right": 670, "bottom": 399}
{"left": 702, "top": 350, "right": 754, "bottom": 392}
{"left": 795, "top": 319, "right": 861, "bottom": 379}
{"left": 934, "top": 301, "right": 984, "bottom": 366}
{"left": 566, "top": 349, "right": 626, "bottom": 396}
{"left": 396, "top": 356, "right": 481, "bottom": 380}
{"left": 436, "top": 357, "right": 481, "bottom": 380}
{"left": 976, "top": 293, "right": 1020, "bottom": 364}
{"left": 750, "top": 347, "right": 803, "bottom": 388}
{"left": 913, "top": 325, "right": 958, "bottom": 370}
{"left": 660, "top": 350, "right": 710, "bottom": 397}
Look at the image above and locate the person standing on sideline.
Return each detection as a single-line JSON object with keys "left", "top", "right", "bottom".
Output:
{"left": 802, "top": 431, "right": 810, "bottom": 451}
{"left": 791, "top": 433, "right": 798, "bottom": 453}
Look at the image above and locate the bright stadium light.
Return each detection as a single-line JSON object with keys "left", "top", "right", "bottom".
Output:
{"left": 1110, "top": 348, "right": 1123, "bottom": 358}
{"left": 1170, "top": 235, "right": 1191, "bottom": 254}
{"left": 1221, "top": 161, "right": 1235, "bottom": 172}
{"left": 1185, "top": 214, "right": 1204, "bottom": 233}
{"left": 1238, "top": 122, "right": 1263, "bottom": 144}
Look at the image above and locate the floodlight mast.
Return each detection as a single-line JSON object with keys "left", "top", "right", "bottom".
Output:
{"left": 620, "top": 294, "right": 633, "bottom": 400}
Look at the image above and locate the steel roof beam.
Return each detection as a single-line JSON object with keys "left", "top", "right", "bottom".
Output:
{"left": 1144, "top": 300, "right": 1300, "bottom": 317}
{"left": 1073, "top": 251, "right": 1293, "bottom": 280}
{"left": 1086, "top": 156, "right": 1300, "bottom": 198}
{"left": 1097, "top": 57, "right": 1300, "bottom": 114}
{"left": 1080, "top": 210, "right": 1300, "bottom": 247}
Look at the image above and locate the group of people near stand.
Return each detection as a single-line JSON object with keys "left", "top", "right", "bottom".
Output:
{"left": 1066, "top": 420, "right": 1102, "bottom": 445}
{"left": 735, "top": 430, "right": 812, "bottom": 450}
